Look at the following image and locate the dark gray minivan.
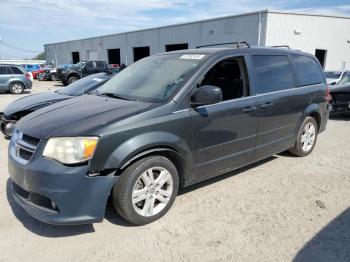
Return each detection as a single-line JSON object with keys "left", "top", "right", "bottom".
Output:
{"left": 8, "top": 46, "right": 330, "bottom": 225}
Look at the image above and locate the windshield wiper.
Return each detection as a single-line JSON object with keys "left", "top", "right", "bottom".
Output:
{"left": 99, "top": 92, "right": 130, "bottom": 100}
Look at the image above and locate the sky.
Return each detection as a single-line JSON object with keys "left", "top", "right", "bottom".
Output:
{"left": 0, "top": 0, "right": 349, "bottom": 59}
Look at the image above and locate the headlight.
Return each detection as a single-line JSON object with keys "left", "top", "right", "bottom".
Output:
{"left": 43, "top": 137, "right": 99, "bottom": 164}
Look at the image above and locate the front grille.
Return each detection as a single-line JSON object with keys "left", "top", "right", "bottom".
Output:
{"left": 11, "top": 131, "right": 40, "bottom": 162}
{"left": 22, "top": 133, "right": 40, "bottom": 146}
{"left": 331, "top": 93, "right": 350, "bottom": 103}
{"left": 19, "top": 148, "right": 33, "bottom": 160}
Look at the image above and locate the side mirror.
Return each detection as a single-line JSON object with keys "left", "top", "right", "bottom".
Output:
{"left": 191, "top": 85, "right": 222, "bottom": 106}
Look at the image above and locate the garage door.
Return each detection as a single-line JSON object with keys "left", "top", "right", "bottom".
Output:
{"left": 88, "top": 50, "right": 98, "bottom": 60}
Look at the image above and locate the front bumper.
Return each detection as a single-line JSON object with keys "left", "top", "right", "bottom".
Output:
{"left": 8, "top": 139, "right": 117, "bottom": 225}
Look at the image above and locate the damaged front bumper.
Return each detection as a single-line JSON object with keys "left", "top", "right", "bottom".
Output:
{"left": 8, "top": 135, "right": 118, "bottom": 225}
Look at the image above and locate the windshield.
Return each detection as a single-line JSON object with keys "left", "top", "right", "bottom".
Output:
{"left": 325, "top": 71, "right": 341, "bottom": 79}
{"left": 97, "top": 54, "right": 204, "bottom": 103}
{"left": 338, "top": 74, "right": 350, "bottom": 85}
{"left": 57, "top": 74, "right": 111, "bottom": 96}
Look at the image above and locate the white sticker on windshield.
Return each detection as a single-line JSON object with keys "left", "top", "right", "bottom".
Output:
{"left": 180, "top": 54, "right": 205, "bottom": 60}
{"left": 92, "top": 78, "right": 103, "bottom": 82}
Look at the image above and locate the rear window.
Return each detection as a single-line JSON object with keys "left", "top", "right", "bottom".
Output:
{"left": 10, "top": 66, "right": 24, "bottom": 74}
{"left": 252, "top": 55, "right": 295, "bottom": 94}
{"left": 292, "top": 55, "right": 324, "bottom": 86}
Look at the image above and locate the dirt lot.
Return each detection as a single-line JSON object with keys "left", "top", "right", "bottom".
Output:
{"left": 0, "top": 80, "right": 349, "bottom": 262}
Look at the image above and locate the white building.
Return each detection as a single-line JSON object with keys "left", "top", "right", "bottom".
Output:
{"left": 44, "top": 10, "right": 350, "bottom": 71}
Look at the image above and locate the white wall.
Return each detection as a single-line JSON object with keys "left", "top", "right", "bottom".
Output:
{"left": 265, "top": 12, "right": 350, "bottom": 71}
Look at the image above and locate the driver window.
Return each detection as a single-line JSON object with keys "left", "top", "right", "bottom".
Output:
{"left": 199, "top": 56, "right": 248, "bottom": 101}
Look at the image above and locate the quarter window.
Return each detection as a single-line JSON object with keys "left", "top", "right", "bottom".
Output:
{"left": 11, "top": 67, "right": 23, "bottom": 74}
{"left": 252, "top": 55, "right": 295, "bottom": 94}
{"left": 292, "top": 55, "right": 324, "bottom": 86}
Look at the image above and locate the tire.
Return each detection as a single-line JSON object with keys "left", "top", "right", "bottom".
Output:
{"left": 67, "top": 76, "right": 79, "bottom": 85}
{"left": 289, "top": 116, "right": 318, "bottom": 157}
{"left": 50, "top": 73, "right": 58, "bottom": 81}
{"left": 113, "top": 155, "right": 179, "bottom": 225}
{"left": 9, "top": 82, "right": 24, "bottom": 94}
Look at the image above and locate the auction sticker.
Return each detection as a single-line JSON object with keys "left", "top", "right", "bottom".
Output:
{"left": 180, "top": 54, "right": 205, "bottom": 60}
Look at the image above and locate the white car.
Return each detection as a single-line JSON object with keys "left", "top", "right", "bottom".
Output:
{"left": 325, "top": 70, "right": 350, "bottom": 85}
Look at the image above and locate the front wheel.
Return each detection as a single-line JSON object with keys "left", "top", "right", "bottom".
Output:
{"left": 67, "top": 76, "right": 79, "bottom": 85}
{"left": 289, "top": 116, "right": 318, "bottom": 156}
{"left": 113, "top": 156, "right": 179, "bottom": 225}
{"left": 50, "top": 73, "right": 58, "bottom": 81}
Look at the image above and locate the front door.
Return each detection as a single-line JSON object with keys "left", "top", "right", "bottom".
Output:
{"left": 191, "top": 56, "right": 258, "bottom": 181}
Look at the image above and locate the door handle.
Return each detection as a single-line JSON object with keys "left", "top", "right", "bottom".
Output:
{"left": 242, "top": 106, "right": 257, "bottom": 113}
{"left": 261, "top": 102, "right": 274, "bottom": 109}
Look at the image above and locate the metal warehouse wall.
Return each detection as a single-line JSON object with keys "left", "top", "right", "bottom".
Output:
{"left": 265, "top": 12, "right": 350, "bottom": 70}
{"left": 44, "top": 11, "right": 267, "bottom": 65}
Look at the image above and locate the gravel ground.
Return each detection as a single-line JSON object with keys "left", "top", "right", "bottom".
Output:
{"left": 0, "top": 80, "right": 349, "bottom": 262}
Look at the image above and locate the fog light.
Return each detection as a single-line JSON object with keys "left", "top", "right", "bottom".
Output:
{"left": 348, "top": 103, "right": 350, "bottom": 109}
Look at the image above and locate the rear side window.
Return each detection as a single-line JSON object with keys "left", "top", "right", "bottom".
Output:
{"left": 292, "top": 55, "right": 324, "bottom": 86}
{"left": 10, "top": 66, "right": 24, "bottom": 74}
{"left": 96, "top": 61, "right": 105, "bottom": 68}
{"left": 252, "top": 55, "right": 295, "bottom": 94}
{"left": 0, "top": 66, "right": 8, "bottom": 75}
{"left": 86, "top": 61, "right": 94, "bottom": 68}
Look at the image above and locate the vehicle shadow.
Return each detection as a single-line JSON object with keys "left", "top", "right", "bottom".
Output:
{"left": 6, "top": 178, "right": 95, "bottom": 237}
{"left": 293, "top": 207, "right": 350, "bottom": 262}
{"left": 104, "top": 199, "right": 138, "bottom": 227}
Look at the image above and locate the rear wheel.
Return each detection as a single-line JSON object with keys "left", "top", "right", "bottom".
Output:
{"left": 289, "top": 116, "right": 318, "bottom": 156}
{"left": 9, "top": 82, "right": 24, "bottom": 94}
{"left": 113, "top": 156, "right": 179, "bottom": 225}
{"left": 67, "top": 76, "right": 79, "bottom": 85}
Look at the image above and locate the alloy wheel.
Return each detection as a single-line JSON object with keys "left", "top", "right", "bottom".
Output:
{"left": 301, "top": 122, "right": 316, "bottom": 152}
{"left": 132, "top": 167, "right": 173, "bottom": 217}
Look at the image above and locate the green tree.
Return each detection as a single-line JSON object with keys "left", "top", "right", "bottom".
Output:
{"left": 32, "top": 52, "right": 45, "bottom": 60}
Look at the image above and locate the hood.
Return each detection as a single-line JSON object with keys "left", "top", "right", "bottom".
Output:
{"left": 329, "top": 83, "right": 350, "bottom": 93}
{"left": 3, "top": 92, "right": 71, "bottom": 116}
{"left": 17, "top": 95, "right": 154, "bottom": 139}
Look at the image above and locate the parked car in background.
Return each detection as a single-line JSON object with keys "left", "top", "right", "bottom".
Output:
{"left": 22, "top": 64, "right": 41, "bottom": 74}
{"left": 337, "top": 72, "right": 350, "bottom": 85}
{"left": 8, "top": 46, "right": 330, "bottom": 226}
{"left": 329, "top": 82, "right": 350, "bottom": 113}
{"left": 0, "top": 72, "right": 115, "bottom": 138}
{"left": 56, "top": 64, "right": 71, "bottom": 80}
{"left": 60, "top": 60, "right": 109, "bottom": 86}
{"left": 325, "top": 70, "right": 350, "bottom": 85}
{"left": 0, "top": 64, "right": 32, "bottom": 94}
{"left": 37, "top": 66, "right": 58, "bottom": 81}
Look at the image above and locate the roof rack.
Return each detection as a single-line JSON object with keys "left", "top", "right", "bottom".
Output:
{"left": 270, "top": 45, "right": 291, "bottom": 49}
{"left": 196, "top": 41, "right": 251, "bottom": 49}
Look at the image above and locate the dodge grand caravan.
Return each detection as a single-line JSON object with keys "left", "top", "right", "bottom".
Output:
{"left": 8, "top": 45, "right": 330, "bottom": 225}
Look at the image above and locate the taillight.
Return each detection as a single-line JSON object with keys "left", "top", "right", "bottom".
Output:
{"left": 25, "top": 73, "right": 30, "bottom": 80}
{"left": 325, "top": 85, "right": 332, "bottom": 102}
